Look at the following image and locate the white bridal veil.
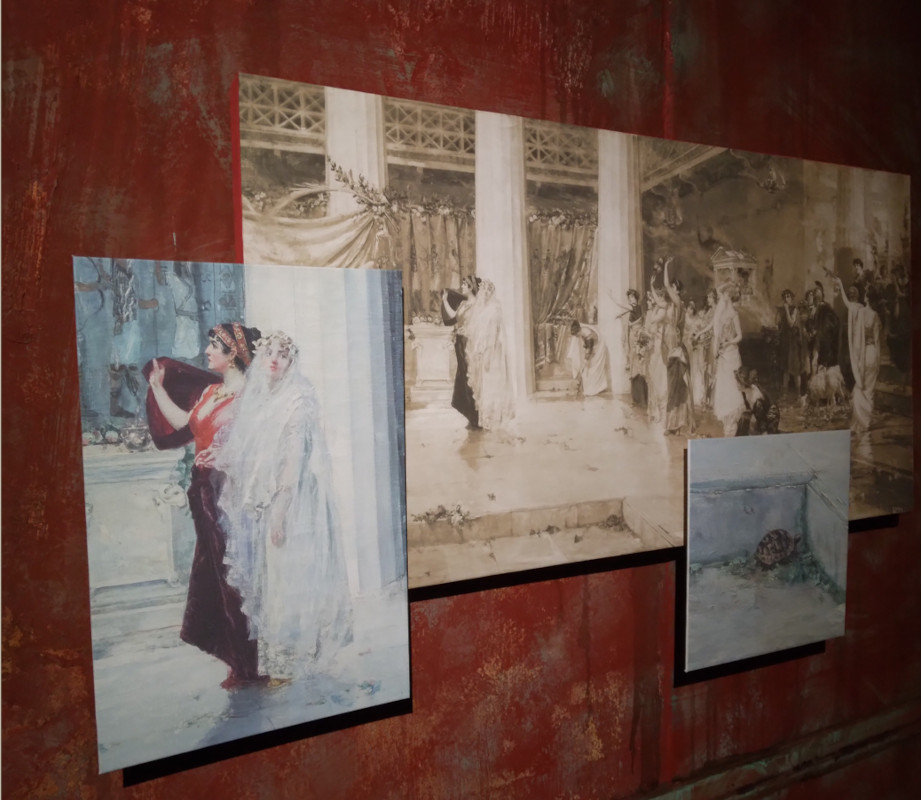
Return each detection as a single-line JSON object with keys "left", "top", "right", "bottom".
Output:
{"left": 215, "top": 333, "right": 353, "bottom": 679}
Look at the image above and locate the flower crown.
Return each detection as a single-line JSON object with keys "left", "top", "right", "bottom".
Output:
{"left": 255, "top": 330, "right": 299, "bottom": 359}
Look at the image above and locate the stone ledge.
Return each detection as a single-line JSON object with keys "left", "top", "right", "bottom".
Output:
{"left": 407, "top": 498, "right": 624, "bottom": 546}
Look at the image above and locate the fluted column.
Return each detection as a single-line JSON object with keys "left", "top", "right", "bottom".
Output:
{"left": 598, "top": 131, "right": 641, "bottom": 394}
{"left": 475, "top": 110, "right": 532, "bottom": 400}
{"left": 324, "top": 87, "right": 387, "bottom": 216}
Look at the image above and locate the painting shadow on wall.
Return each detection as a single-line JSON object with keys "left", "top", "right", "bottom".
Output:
{"left": 123, "top": 696, "right": 413, "bottom": 785}
{"left": 682, "top": 431, "right": 851, "bottom": 675}
{"left": 409, "top": 545, "right": 681, "bottom": 602}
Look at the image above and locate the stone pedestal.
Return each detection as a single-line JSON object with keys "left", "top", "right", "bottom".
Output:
{"left": 407, "top": 322, "right": 455, "bottom": 404}
{"left": 82, "top": 448, "right": 193, "bottom": 596}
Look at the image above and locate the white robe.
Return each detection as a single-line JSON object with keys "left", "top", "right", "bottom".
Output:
{"left": 464, "top": 288, "right": 515, "bottom": 430}
{"left": 216, "top": 350, "right": 352, "bottom": 679}
{"left": 846, "top": 303, "right": 880, "bottom": 435}
{"left": 569, "top": 325, "right": 609, "bottom": 396}
{"left": 711, "top": 304, "right": 745, "bottom": 436}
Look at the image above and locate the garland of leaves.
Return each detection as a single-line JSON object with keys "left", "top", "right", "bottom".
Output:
{"left": 328, "top": 159, "right": 478, "bottom": 222}
{"left": 404, "top": 198, "right": 475, "bottom": 219}
{"left": 323, "top": 161, "right": 600, "bottom": 228}
{"left": 527, "top": 208, "right": 598, "bottom": 226}
{"left": 243, "top": 187, "right": 329, "bottom": 218}
{"left": 328, "top": 159, "right": 399, "bottom": 231}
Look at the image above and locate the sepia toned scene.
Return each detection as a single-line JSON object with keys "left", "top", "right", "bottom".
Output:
{"left": 236, "top": 75, "right": 912, "bottom": 589}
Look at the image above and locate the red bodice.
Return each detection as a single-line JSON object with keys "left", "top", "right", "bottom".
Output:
{"left": 188, "top": 384, "right": 236, "bottom": 453}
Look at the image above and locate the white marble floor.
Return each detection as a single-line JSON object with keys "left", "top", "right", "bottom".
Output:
{"left": 405, "top": 393, "right": 691, "bottom": 587}
{"left": 90, "top": 585, "right": 410, "bottom": 774}
{"left": 685, "top": 563, "right": 846, "bottom": 672}
{"left": 404, "top": 391, "right": 911, "bottom": 588}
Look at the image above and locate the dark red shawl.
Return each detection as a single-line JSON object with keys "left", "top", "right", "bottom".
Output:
{"left": 141, "top": 357, "right": 220, "bottom": 449}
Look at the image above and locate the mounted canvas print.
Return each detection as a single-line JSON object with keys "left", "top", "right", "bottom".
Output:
{"left": 684, "top": 431, "right": 850, "bottom": 672}
{"left": 234, "top": 74, "right": 912, "bottom": 589}
{"left": 74, "top": 258, "right": 409, "bottom": 773}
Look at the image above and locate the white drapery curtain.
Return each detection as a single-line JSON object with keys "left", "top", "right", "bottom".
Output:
{"left": 241, "top": 209, "right": 382, "bottom": 270}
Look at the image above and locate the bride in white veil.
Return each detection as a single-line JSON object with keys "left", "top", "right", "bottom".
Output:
{"left": 215, "top": 331, "right": 353, "bottom": 681}
{"left": 464, "top": 279, "right": 515, "bottom": 431}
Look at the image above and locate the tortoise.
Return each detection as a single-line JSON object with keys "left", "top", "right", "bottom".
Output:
{"left": 754, "top": 528, "right": 802, "bottom": 568}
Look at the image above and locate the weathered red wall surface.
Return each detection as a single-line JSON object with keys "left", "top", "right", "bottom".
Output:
{"left": 3, "top": 1, "right": 920, "bottom": 797}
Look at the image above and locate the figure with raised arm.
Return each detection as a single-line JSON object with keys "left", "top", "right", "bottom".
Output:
{"left": 145, "top": 322, "right": 265, "bottom": 689}
{"left": 831, "top": 274, "right": 881, "bottom": 437}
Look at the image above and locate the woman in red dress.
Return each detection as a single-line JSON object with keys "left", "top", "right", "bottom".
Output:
{"left": 147, "top": 322, "right": 264, "bottom": 689}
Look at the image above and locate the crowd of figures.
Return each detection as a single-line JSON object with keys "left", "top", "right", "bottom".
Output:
{"left": 624, "top": 257, "right": 741, "bottom": 437}
{"left": 622, "top": 255, "right": 908, "bottom": 443}
{"left": 145, "top": 324, "right": 352, "bottom": 690}
{"left": 774, "top": 258, "right": 909, "bottom": 442}
{"left": 75, "top": 259, "right": 208, "bottom": 427}
{"left": 435, "top": 251, "right": 909, "bottom": 450}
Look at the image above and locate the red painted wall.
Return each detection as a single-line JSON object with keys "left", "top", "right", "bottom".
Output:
{"left": 3, "top": 1, "right": 920, "bottom": 797}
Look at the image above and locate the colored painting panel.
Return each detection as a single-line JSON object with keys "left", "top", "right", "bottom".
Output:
{"left": 74, "top": 258, "right": 410, "bottom": 772}
{"left": 685, "top": 431, "right": 850, "bottom": 672}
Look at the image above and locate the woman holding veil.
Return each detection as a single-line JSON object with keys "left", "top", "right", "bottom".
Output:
{"left": 145, "top": 322, "right": 264, "bottom": 689}
{"left": 215, "top": 331, "right": 353, "bottom": 682}
{"left": 442, "top": 276, "right": 482, "bottom": 430}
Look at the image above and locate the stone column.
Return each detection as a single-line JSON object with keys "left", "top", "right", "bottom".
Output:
{"left": 475, "top": 110, "right": 533, "bottom": 400}
{"left": 598, "top": 131, "right": 641, "bottom": 394}
{"left": 324, "top": 87, "right": 387, "bottom": 217}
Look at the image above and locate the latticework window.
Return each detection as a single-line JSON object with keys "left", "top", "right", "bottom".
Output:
{"left": 384, "top": 99, "right": 475, "bottom": 171}
{"left": 639, "top": 139, "right": 726, "bottom": 191}
{"left": 238, "top": 75, "right": 326, "bottom": 153}
{"left": 525, "top": 120, "right": 597, "bottom": 186}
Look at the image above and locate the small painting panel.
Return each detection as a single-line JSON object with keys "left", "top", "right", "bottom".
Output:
{"left": 685, "top": 430, "right": 851, "bottom": 672}
{"left": 74, "top": 258, "right": 409, "bottom": 772}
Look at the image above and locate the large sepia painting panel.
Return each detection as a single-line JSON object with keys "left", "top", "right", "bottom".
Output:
{"left": 235, "top": 74, "right": 912, "bottom": 589}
